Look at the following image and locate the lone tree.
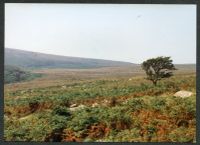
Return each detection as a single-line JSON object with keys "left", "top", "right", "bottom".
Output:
{"left": 142, "top": 56, "right": 176, "bottom": 86}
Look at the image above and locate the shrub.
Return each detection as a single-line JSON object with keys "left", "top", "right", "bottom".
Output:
{"left": 167, "top": 96, "right": 196, "bottom": 119}
{"left": 127, "top": 98, "right": 146, "bottom": 112}
{"left": 4, "top": 65, "right": 42, "bottom": 84}
{"left": 29, "top": 99, "right": 40, "bottom": 113}
{"left": 50, "top": 115, "right": 69, "bottom": 130}
{"left": 168, "top": 127, "right": 195, "bottom": 142}
{"left": 109, "top": 97, "right": 117, "bottom": 107}
{"left": 164, "top": 81, "right": 180, "bottom": 92}
{"left": 107, "top": 107, "right": 132, "bottom": 130}
{"left": 183, "top": 97, "right": 196, "bottom": 118}
{"left": 67, "top": 110, "right": 99, "bottom": 132}
{"left": 150, "top": 97, "right": 166, "bottom": 112}
{"left": 52, "top": 106, "right": 71, "bottom": 117}
{"left": 59, "top": 97, "right": 71, "bottom": 107}
{"left": 105, "top": 128, "right": 141, "bottom": 142}
{"left": 142, "top": 124, "right": 158, "bottom": 142}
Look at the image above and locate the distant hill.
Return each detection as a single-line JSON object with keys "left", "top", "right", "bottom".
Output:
{"left": 5, "top": 48, "right": 136, "bottom": 69}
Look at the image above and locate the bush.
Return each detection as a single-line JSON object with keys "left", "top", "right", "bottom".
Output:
{"left": 67, "top": 110, "right": 99, "bottom": 132}
{"left": 167, "top": 96, "right": 196, "bottom": 119}
{"left": 150, "top": 97, "right": 166, "bottom": 112}
{"left": 145, "top": 125, "right": 157, "bottom": 140}
{"left": 59, "top": 97, "right": 71, "bottom": 107}
{"left": 168, "top": 127, "right": 194, "bottom": 142}
{"left": 105, "top": 128, "right": 141, "bottom": 142}
{"left": 127, "top": 98, "right": 146, "bottom": 112}
{"left": 50, "top": 115, "right": 69, "bottom": 130}
{"left": 52, "top": 106, "right": 71, "bottom": 117}
{"left": 164, "top": 81, "right": 180, "bottom": 92}
{"left": 109, "top": 97, "right": 117, "bottom": 107}
{"left": 29, "top": 99, "right": 40, "bottom": 113}
{"left": 107, "top": 107, "right": 132, "bottom": 130}
{"left": 4, "top": 65, "right": 42, "bottom": 84}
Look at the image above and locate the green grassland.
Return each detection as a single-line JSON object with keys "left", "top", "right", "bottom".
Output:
{"left": 4, "top": 66, "right": 196, "bottom": 142}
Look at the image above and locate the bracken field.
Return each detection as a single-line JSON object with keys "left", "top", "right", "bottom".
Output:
{"left": 4, "top": 66, "right": 196, "bottom": 142}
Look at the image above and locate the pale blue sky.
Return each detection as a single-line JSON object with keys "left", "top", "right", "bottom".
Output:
{"left": 5, "top": 4, "right": 196, "bottom": 64}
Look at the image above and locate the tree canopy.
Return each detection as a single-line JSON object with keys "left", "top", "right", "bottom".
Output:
{"left": 142, "top": 56, "right": 176, "bottom": 85}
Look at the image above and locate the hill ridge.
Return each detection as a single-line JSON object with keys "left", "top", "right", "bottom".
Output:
{"left": 5, "top": 48, "right": 136, "bottom": 69}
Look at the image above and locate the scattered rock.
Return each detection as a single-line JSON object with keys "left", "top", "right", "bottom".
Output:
{"left": 101, "top": 99, "right": 109, "bottom": 106}
{"left": 70, "top": 104, "right": 77, "bottom": 108}
{"left": 128, "top": 78, "right": 132, "bottom": 81}
{"left": 122, "top": 100, "right": 129, "bottom": 104}
{"left": 21, "top": 91, "right": 26, "bottom": 94}
{"left": 19, "top": 114, "right": 34, "bottom": 121}
{"left": 92, "top": 103, "right": 99, "bottom": 108}
{"left": 69, "top": 104, "right": 86, "bottom": 111}
{"left": 103, "top": 99, "right": 109, "bottom": 103}
{"left": 174, "top": 91, "right": 193, "bottom": 98}
{"left": 4, "top": 115, "right": 8, "bottom": 120}
{"left": 61, "top": 86, "right": 66, "bottom": 89}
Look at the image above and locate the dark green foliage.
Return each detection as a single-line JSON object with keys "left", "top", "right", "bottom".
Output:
{"left": 4, "top": 65, "right": 42, "bottom": 84}
{"left": 142, "top": 56, "right": 176, "bottom": 85}
{"left": 150, "top": 97, "right": 166, "bottom": 112}
{"left": 50, "top": 115, "right": 69, "bottom": 130}
{"left": 29, "top": 99, "right": 40, "bottom": 113}
{"left": 59, "top": 98, "right": 71, "bottom": 107}
{"left": 127, "top": 98, "right": 146, "bottom": 112}
{"left": 68, "top": 109, "right": 99, "bottom": 132}
{"left": 52, "top": 106, "right": 71, "bottom": 117}
{"left": 110, "top": 113, "right": 133, "bottom": 130}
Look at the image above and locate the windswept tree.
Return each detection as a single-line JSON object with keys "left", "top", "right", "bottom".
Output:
{"left": 142, "top": 56, "right": 176, "bottom": 86}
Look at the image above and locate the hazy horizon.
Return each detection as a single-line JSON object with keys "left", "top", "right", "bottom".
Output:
{"left": 5, "top": 4, "right": 196, "bottom": 64}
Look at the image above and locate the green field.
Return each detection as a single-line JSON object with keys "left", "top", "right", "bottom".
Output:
{"left": 4, "top": 65, "right": 196, "bottom": 142}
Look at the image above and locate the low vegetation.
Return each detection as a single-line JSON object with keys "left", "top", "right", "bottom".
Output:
{"left": 4, "top": 65, "right": 42, "bottom": 84}
{"left": 4, "top": 71, "right": 196, "bottom": 142}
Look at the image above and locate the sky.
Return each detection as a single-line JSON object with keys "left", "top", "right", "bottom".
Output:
{"left": 5, "top": 4, "right": 196, "bottom": 64}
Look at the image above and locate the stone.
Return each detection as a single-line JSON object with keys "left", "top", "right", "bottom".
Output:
{"left": 61, "top": 86, "right": 66, "bottom": 89}
{"left": 101, "top": 99, "right": 109, "bottom": 106}
{"left": 70, "top": 104, "right": 77, "bottom": 108}
{"left": 174, "top": 91, "right": 193, "bottom": 98}
{"left": 103, "top": 99, "right": 109, "bottom": 103}
{"left": 92, "top": 103, "right": 99, "bottom": 107}
{"left": 69, "top": 104, "right": 86, "bottom": 111}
